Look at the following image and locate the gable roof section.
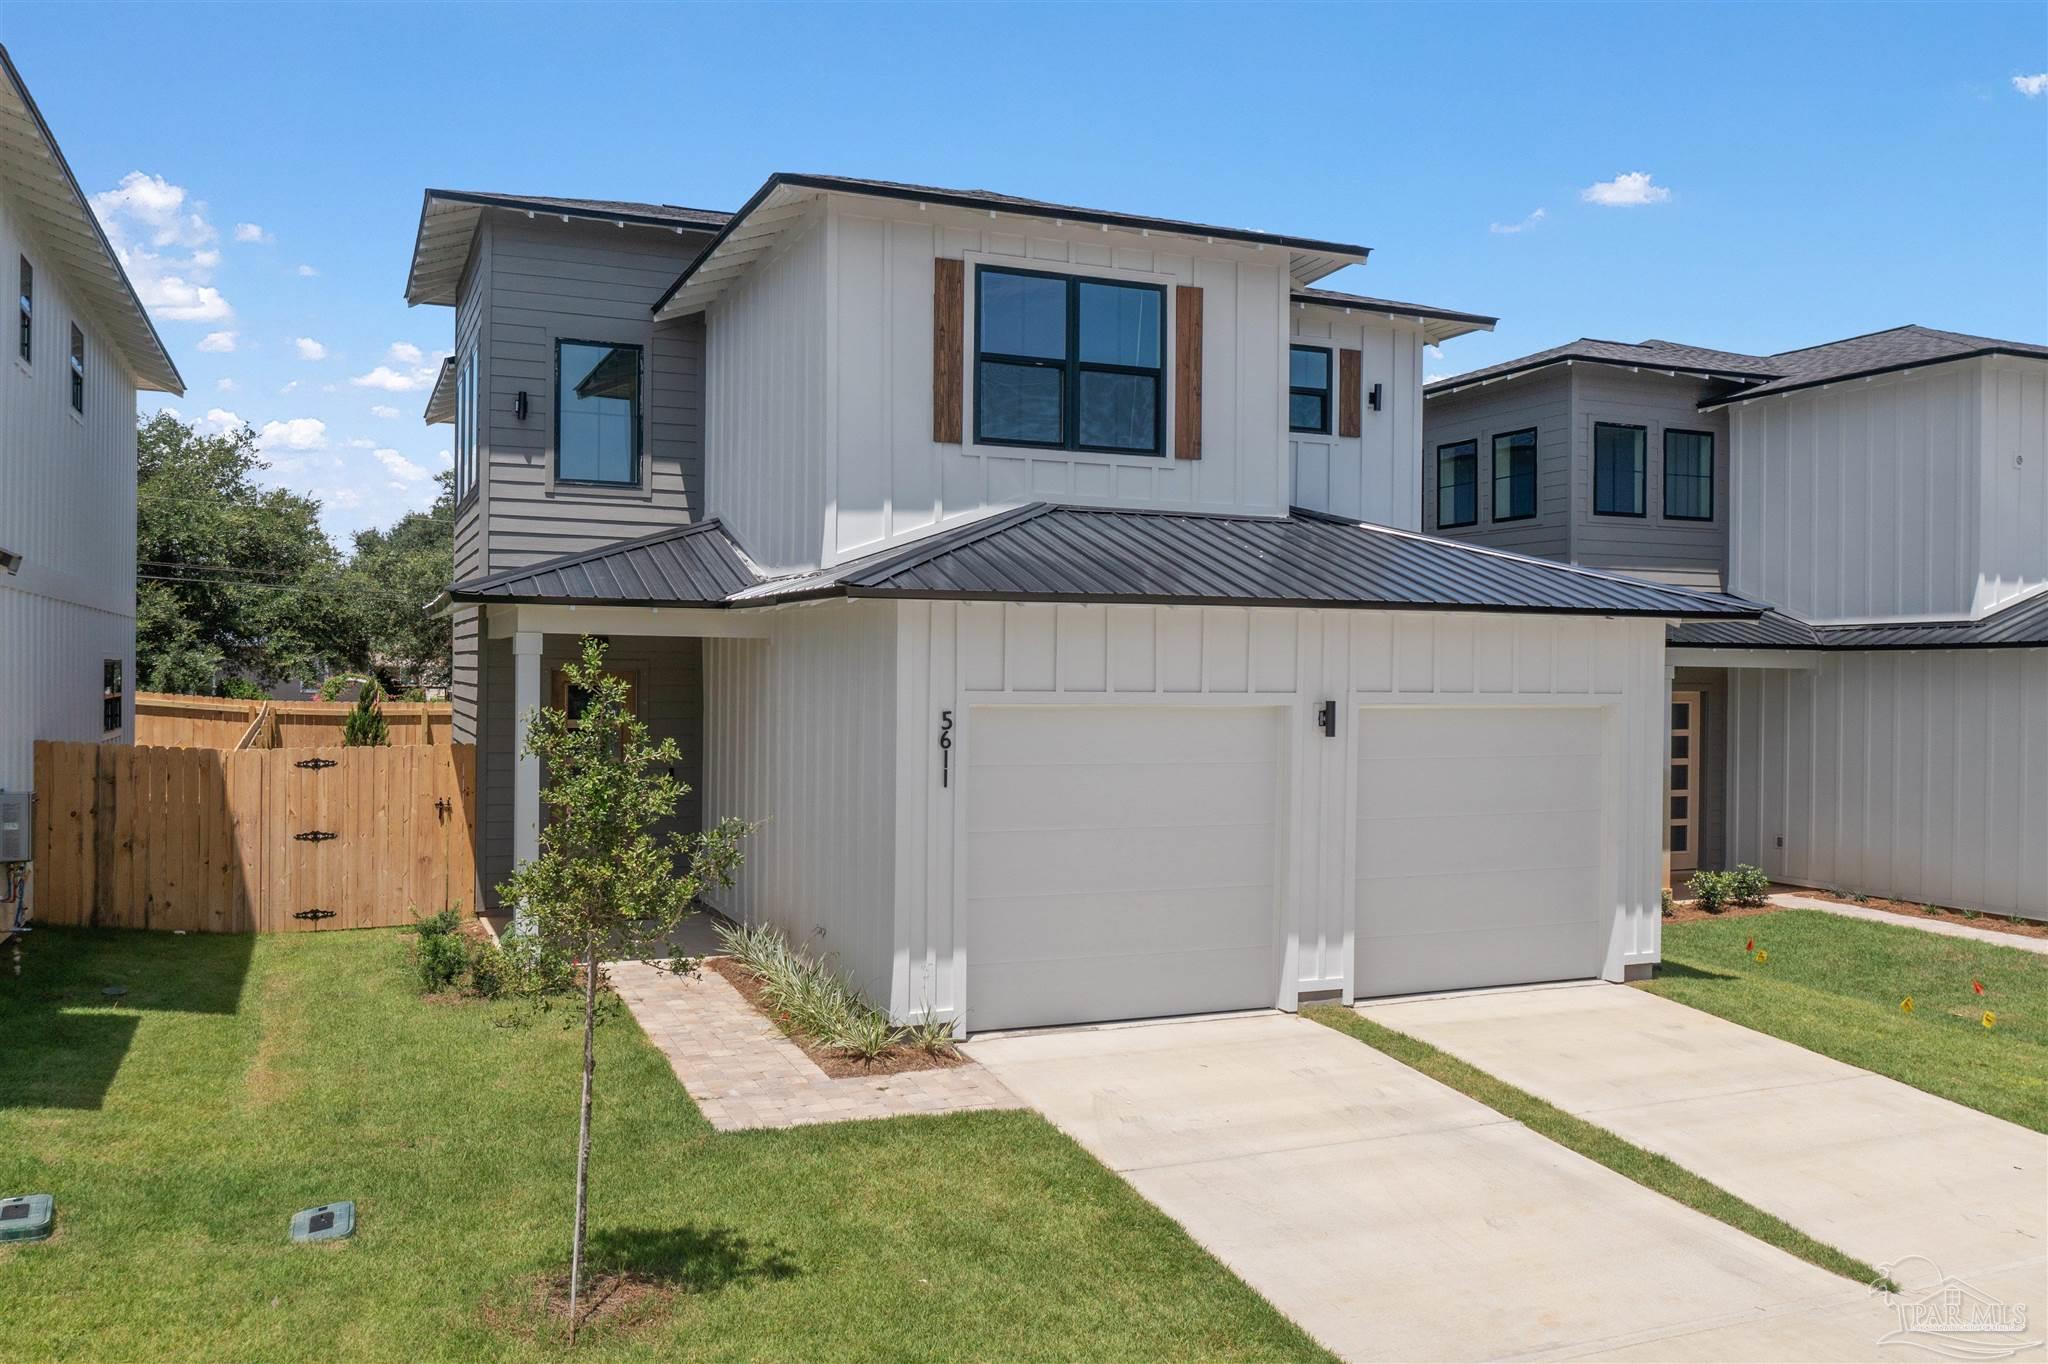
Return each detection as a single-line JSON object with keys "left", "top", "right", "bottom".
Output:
{"left": 1290, "top": 287, "right": 1497, "bottom": 344}
{"left": 422, "top": 355, "right": 456, "bottom": 424}
{"left": 653, "top": 172, "right": 1371, "bottom": 319}
{"left": 405, "top": 189, "right": 730, "bottom": 307}
{"left": 447, "top": 520, "right": 757, "bottom": 606}
{"left": 1670, "top": 587, "right": 2048, "bottom": 651}
{"left": 1426, "top": 337, "right": 1781, "bottom": 398}
{"left": 1697, "top": 325, "right": 2048, "bottom": 409}
{"left": 0, "top": 45, "right": 182, "bottom": 394}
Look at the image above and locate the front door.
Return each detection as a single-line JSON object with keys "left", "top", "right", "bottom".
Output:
{"left": 1668, "top": 691, "right": 1701, "bottom": 872}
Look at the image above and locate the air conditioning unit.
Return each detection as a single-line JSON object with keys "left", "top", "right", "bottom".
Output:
{"left": 0, "top": 791, "right": 32, "bottom": 863}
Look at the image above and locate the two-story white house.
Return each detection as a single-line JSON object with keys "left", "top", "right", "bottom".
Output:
{"left": 0, "top": 46, "right": 184, "bottom": 801}
{"left": 407, "top": 174, "right": 1759, "bottom": 1033}
{"left": 1424, "top": 327, "right": 2048, "bottom": 920}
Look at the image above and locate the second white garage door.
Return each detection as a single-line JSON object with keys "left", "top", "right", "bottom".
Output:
{"left": 1355, "top": 705, "right": 1609, "bottom": 998}
{"left": 965, "top": 705, "right": 1285, "bottom": 1032}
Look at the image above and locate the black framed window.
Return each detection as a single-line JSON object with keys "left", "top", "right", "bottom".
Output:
{"left": 975, "top": 265, "right": 1164, "bottom": 455}
{"left": 1664, "top": 428, "right": 1714, "bottom": 521}
{"left": 1593, "top": 422, "right": 1646, "bottom": 517}
{"left": 1288, "top": 345, "right": 1332, "bottom": 434}
{"left": 69, "top": 324, "right": 84, "bottom": 414}
{"left": 102, "top": 658, "right": 123, "bottom": 733}
{"left": 17, "top": 256, "right": 30, "bottom": 364}
{"left": 454, "top": 352, "right": 478, "bottom": 503}
{"left": 1492, "top": 427, "right": 1538, "bottom": 521}
{"left": 555, "top": 340, "right": 641, "bottom": 486}
{"left": 1437, "top": 439, "right": 1478, "bottom": 528}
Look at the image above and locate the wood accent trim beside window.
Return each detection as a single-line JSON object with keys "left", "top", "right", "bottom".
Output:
{"left": 1173, "top": 285, "right": 1202, "bottom": 460}
{"left": 932, "top": 258, "right": 964, "bottom": 444}
{"left": 1337, "top": 348, "right": 1362, "bottom": 438}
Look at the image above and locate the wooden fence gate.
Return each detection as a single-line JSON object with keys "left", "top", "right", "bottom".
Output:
{"left": 32, "top": 740, "right": 477, "bottom": 933}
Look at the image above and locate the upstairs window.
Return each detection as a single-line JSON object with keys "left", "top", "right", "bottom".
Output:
{"left": 1492, "top": 427, "right": 1538, "bottom": 521}
{"left": 1437, "top": 439, "right": 1478, "bottom": 528}
{"left": 1594, "top": 422, "right": 1646, "bottom": 517}
{"left": 975, "top": 265, "right": 1164, "bottom": 456}
{"left": 1288, "top": 345, "right": 1332, "bottom": 434}
{"left": 454, "top": 352, "right": 478, "bottom": 503}
{"left": 17, "top": 256, "right": 30, "bottom": 364}
{"left": 70, "top": 324, "right": 85, "bottom": 414}
{"left": 102, "top": 658, "right": 124, "bottom": 733}
{"left": 1664, "top": 428, "right": 1715, "bottom": 521}
{"left": 555, "top": 340, "right": 641, "bottom": 486}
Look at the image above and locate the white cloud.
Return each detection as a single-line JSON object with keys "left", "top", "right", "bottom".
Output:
{"left": 318, "top": 486, "right": 364, "bottom": 511}
{"left": 1425, "top": 345, "right": 1444, "bottom": 361}
{"left": 370, "top": 404, "right": 401, "bottom": 419}
{"left": 2015, "top": 73, "right": 2048, "bottom": 97}
{"left": 293, "top": 336, "right": 328, "bottom": 361}
{"left": 346, "top": 437, "right": 377, "bottom": 449}
{"left": 1489, "top": 207, "right": 1547, "bottom": 235}
{"left": 1424, "top": 373, "right": 1449, "bottom": 385}
{"left": 89, "top": 172, "right": 233, "bottom": 321}
{"left": 387, "top": 341, "right": 424, "bottom": 364}
{"left": 215, "top": 377, "right": 236, "bottom": 392}
{"left": 196, "top": 330, "right": 237, "bottom": 353}
{"left": 200, "top": 407, "right": 243, "bottom": 433}
{"left": 1581, "top": 172, "right": 1671, "bottom": 207}
{"left": 296, "top": 264, "right": 318, "bottom": 277}
{"left": 279, "top": 379, "right": 299, "bottom": 395}
{"left": 350, "top": 362, "right": 440, "bottom": 392}
{"left": 373, "top": 448, "right": 430, "bottom": 483}
{"left": 436, "top": 448, "right": 454, "bottom": 467}
{"left": 257, "top": 416, "right": 327, "bottom": 452}
{"left": 233, "top": 222, "right": 271, "bottom": 244}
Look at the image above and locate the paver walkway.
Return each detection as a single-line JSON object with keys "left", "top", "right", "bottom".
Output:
{"left": 1770, "top": 892, "right": 2048, "bottom": 954}
{"left": 612, "top": 958, "right": 1020, "bottom": 1131}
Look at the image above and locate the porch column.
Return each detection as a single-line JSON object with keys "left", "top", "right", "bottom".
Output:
{"left": 1662, "top": 661, "right": 1676, "bottom": 895}
{"left": 512, "top": 631, "right": 544, "bottom": 930}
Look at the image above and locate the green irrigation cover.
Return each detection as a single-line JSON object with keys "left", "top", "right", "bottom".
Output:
{"left": 290, "top": 1201, "right": 355, "bottom": 1244}
{"left": 0, "top": 1194, "right": 53, "bottom": 1244}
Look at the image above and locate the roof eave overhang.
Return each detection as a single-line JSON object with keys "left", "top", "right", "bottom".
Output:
{"left": 422, "top": 357, "right": 456, "bottom": 424}
{"left": 1698, "top": 348, "right": 2048, "bottom": 412}
{"left": 1429, "top": 356, "right": 1776, "bottom": 401}
{"left": 1289, "top": 295, "right": 1496, "bottom": 345}
{"left": 405, "top": 189, "right": 722, "bottom": 308}
{"left": 654, "top": 173, "right": 1371, "bottom": 321}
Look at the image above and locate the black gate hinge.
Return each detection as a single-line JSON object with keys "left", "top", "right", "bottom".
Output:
{"left": 293, "top": 830, "right": 338, "bottom": 843}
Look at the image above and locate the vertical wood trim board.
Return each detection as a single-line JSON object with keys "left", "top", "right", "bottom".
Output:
{"left": 1338, "top": 347, "right": 1363, "bottom": 438}
{"left": 932, "top": 258, "right": 964, "bottom": 444}
{"left": 1175, "top": 285, "right": 1204, "bottom": 460}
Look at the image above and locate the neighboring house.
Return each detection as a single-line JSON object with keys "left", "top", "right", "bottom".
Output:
{"left": 0, "top": 46, "right": 183, "bottom": 797}
{"left": 1425, "top": 327, "right": 2048, "bottom": 918}
{"left": 407, "top": 173, "right": 1758, "bottom": 1033}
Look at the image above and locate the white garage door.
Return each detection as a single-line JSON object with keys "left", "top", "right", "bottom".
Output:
{"left": 1355, "top": 706, "right": 1608, "bottom": 998}
{"left": 965, "top": 705, "right": 1284, "bottom": 1032}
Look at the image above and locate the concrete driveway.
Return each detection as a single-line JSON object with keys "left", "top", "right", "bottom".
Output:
{"left": 968, "top": 1013, "right": 1911, "bottom": 1362}
{"left": 1364, "top": 985, "right": 2046, "bottom": 1360}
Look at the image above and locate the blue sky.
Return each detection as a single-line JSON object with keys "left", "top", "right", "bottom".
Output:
{"left": 4, "top": 1, "right": 2043, "bottom": 544}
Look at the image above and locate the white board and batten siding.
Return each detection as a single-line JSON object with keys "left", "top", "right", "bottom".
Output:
{"left": 890, "top": 601, "right": 1668, "bottom": 1031}
{"left": 0, "top": 188, "right": 142, "bottom": 791}
{"left": 1728, "top": 649, "right": 2048, "bottom": 922}
{"left": 1288, "top": 306, "right": 1427, "bottom": 530}
{"left": 1729, "top": 357, "right": 2048, "bottom": 623}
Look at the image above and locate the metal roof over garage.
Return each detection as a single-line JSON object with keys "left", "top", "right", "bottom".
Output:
{"left": 1670, "top": 587, "right": 2048, "bottom": 651}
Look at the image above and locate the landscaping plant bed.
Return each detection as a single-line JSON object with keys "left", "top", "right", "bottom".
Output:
{"left": 1771, "top": 886, "right": 2048, "bottom": 941}
{"left": 706, "top": 954, "right": 971, "bottom": 1078}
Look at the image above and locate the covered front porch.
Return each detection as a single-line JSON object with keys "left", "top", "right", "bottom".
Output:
{"left": 1664, "top": 645, "right": 1819, "bottom": 886}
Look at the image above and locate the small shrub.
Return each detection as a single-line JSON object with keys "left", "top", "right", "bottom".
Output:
{"left": 468, "top": 940, "right": 510, "bottom": 999}
{"left": 1921, "top": 903, "right": 1939, "bottom": 915}
{"left": 1960, "top": 907, "right": 1981, "bottom": 921}
{"left": 830, "top": 1009, "right": 899, "bottom": 1063}
{"left": 1688, "top": 869, "right": 1732, "bottom": 913}
{"left": 343, "top": 678, "right": 390, "bottom": 747}
{"left": 415, "top": 907, "right": 461, "bottom": 939}
{"left": 221, "top": 677, "right": 267, "bottom": 701}
{"left": 415, "top": 930, "right": 467, "bottom": 992}
{"left": 1725, "top": 864, "right": 1771, "bottom": 907}
{"left": 1660, "top": 887, "right": 1674, "bottom": 918}
{"left": 904, "top": 1008, "right": 958, "bottom": 1057}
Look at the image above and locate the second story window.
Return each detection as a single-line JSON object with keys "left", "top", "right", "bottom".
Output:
{"left": 70, "top": 324, "right": 85, "bottom": 414}
{"left": 17, "top": 256, "right": 30, "bottom": 364}
{"left": 1593, "top": 422, "right": 1646, "bottom": 517}
{"left": 1288, "top": 345, "right": 1332, "bottom": 434}
{"left": 454, "top": 352, "right": 478, "bottom": 503}
{"left": 1492, "top": 427, "right": 1538, "bottom": 521}
{"left": 555, "top": 340, "right": 641, "bottom": 486}
{"left": 1664, "top": 429, "right": 1714, "bottom": 521}
{"left": 1437, "top": 439, "right": 1478, "bottom": 528}
{"left": 975, "top": 266, "right": 1164, "bottom": 456}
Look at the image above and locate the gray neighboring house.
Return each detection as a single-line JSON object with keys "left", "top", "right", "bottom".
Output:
{"left": 1424, "top": 326, "right": 2048, "bottom": 918}
{"left": 403, "top": 174, "right": 1761, "bottom": 1034}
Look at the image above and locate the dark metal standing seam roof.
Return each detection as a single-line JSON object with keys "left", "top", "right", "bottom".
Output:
{"left": 730, "top": 505, "right": 1764, "bottom": 619}
{"left": 447, "top": 520, "right": 757, "bottom": 606}
{"left": 1671, "top": 588, "right": 2048, "bottom": 651}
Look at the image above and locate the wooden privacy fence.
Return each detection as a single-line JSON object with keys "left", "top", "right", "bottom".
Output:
{"left": 136, "top": 692, "right": 452, "bottom": 749}
{"left": 32, "top": 740, "right": 477, "bottom": 933}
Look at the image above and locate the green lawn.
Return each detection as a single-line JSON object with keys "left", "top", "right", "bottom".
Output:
{"left": 1647, "top": 910, "right": 2048, "bottom": 1132}
{"left": 0, "top": 928, "right": 1330, "bottom": 1364}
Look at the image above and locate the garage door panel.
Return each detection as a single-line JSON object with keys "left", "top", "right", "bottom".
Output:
{"left": 1357, "top": 753, "right": 1604, "bottom": 821}
{"left": 1357, "top": 807, "right": 1601, "bottom": 880}
{"left": 971, "top": 945, "right": 1275, "bottom": 1034}
{"left": 971, "top": 705, "right": 1282, "bottom": 767}
{"left": 970, "top": 759, "right": 1278, "bottom": 833}
{"left": 1357, "top": 866, "right": 1604, "bottom": 936}
{"left": 971, "top": 885, "right": 1276, "bottom": 964}
{"left": 1355, "top": 920, "right": 1611, "bottom": 999}
{"left": 1356, "top": 706, "right": 1606, "bottom": 760}
{"left": 967, "top": 824, "right": 1274, "bottom": 899}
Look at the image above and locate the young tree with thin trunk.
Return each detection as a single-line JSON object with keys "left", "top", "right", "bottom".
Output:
{"left": 498, "top": 637, "right": 746, "bottom": 1343}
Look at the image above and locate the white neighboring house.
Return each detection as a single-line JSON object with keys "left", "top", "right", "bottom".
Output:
{"left": 409, "top": 174, "right": 1758, "bottom": 1034}
{"left": 0, "top": 46, "right": 184, "bottom": 800}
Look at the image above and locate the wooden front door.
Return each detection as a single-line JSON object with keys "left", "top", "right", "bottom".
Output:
{"left": 1668, "top": 691, "right": 1701, "bottom": 872}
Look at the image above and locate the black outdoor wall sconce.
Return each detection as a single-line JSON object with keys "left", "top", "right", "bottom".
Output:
{"left": 514, "top": 390, "right": 529, "bottom": 420}
{"left": 1317, "top": 701, "right": 1337, "bottom": 738}
{"left": 1367, "top": 382, "right": 1383, "bottom": 412}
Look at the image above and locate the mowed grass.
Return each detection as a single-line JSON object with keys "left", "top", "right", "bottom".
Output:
{"left": 0, "top": 928, "right": 1331, "bottom": 1364}
{"left": 1647, "top": 910, "right": 2048, "bottom": 1132}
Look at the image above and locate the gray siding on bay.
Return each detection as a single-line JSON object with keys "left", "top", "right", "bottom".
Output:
{"left": 1420, "top": 367, "right": 1573, "bottom": 560}
{"left": 1570, "top": 368, "right": 1732, "bottom": 590}
{"left": 450, "top": 233, "right": 489, "bottom": 743}
{"left": 1673, "top": 665, "right": 1729, "bottom": 872}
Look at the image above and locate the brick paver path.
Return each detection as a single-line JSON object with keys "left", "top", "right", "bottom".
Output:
{"left": 611, "top": 959, "right": 1021, "bottom": 1131}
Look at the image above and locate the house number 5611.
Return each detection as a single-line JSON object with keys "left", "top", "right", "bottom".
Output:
{"left": 938, "top": 710, "right": 955, "bottom": 788}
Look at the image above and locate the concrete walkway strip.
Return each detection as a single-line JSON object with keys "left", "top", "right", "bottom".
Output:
{"left": 969, "top": 1013, "right": 1917, "bottom": 1363}
{"left": 1769, "top": 893, "right": 2048, "bottom": 954}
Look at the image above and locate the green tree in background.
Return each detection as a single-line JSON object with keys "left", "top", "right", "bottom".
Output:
{"left": 339, "top": 471, "right": 454, "bottom": 692}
